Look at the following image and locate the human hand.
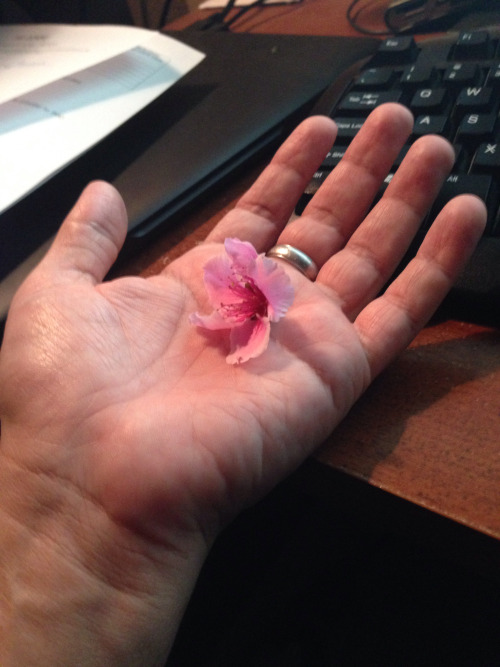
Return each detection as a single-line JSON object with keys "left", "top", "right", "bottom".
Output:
{"left": 0, "top": 104, "right": 486, "bottom": 665}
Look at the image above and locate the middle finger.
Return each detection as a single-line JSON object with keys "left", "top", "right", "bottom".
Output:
{"left": 277, "top": 103, "right": 414, "bottom": 267}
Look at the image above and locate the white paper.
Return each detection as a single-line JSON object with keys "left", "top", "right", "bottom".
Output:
{"left": 0, "top": 27, "right": 205, "bottom": 214}
{"left": 0, "top": 23, "right": 170, "bottom": 105}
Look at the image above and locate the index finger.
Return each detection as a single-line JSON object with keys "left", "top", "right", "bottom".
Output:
{"left": 206, "top": 116, "right": 337, "bottom": 250}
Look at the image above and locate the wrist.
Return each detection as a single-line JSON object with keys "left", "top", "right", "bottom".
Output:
{"left": 0, "top": 444, "right": 209, "bottom": 666}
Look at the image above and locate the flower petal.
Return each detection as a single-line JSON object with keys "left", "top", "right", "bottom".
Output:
{"left": 224, "top": 237, "right": 258, "bottom": 272}
{"left": 254, "top": 255, "right": 294, "bottom": 321}
{"left": 226, "top": 317, "right": 270, "bottom": 364}
{"left": 202, "top": 255, "right": 237, "bottom": 308}
{"left": 189, "top": 311, "right": 231, "bottom": 330}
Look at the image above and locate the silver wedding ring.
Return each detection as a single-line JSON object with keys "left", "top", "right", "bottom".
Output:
{"left": 266, "top": 244, "right": 318, "bottom": 280}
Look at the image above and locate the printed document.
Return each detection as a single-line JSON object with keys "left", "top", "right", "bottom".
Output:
{"left": 0, "top": 24, "right": 204, "bottom": 214}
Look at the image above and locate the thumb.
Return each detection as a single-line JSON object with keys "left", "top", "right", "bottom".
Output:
{"left": 42, "top": 181, "right": 128, "bottom": 285}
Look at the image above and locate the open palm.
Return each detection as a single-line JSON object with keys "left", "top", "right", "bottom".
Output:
{"left": 2, "top": 102, "right": 486, "bottom": 538}
{"left": 0, "top": 104, "right": 486, "bottom": 665}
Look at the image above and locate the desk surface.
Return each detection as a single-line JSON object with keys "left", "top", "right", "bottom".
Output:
{"left": 144, "top": 0, "right": 500, "bottom": 542}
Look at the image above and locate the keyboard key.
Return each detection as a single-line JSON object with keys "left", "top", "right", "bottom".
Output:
{"left": 452, "top": 30, "right": 493, "bottom": 60}
{"left": 413, "top": 114, "right": 451, "bottom": 138}
{"left": 455, "top": 112, "right": 497, "bottom": 144}
{"left": 353, "top": 67, "right": 395, "bottom": 89}
{"left": 332, "top": 117, "right": 365, "bottom": 142}
{"left": 322, "top": 147, "right": 347, "bottom": 168}
{"left": 304, "top": 170, "right": 329, "bottom": 194}
{"left": 401, "top": 63, "right": 437, "bottom": 88}
{"left": 410, "top": 87, "right": 448, "bottom": 114}
{"left": 471, "top": 142, "right": 500, "bottom": 174}
{"left": 486, "top": 64, "right": 500, "bottom": 90}
{"left": 455, "top": 86, "right": 495, "bottom": 115}
{"left": 372, "top": 36, "right": 418, "bottom": 66}
{"left": 430, "top": 174, "right": 499, "bottom": 233}
{"left": 295, "top": 170, "right": 330, "bottom": 214}
{"left": 443, "top": 62, "right": 482, "bottom": 87}
{"left": 338, "top": 90, "right": 402, "bottom": 114}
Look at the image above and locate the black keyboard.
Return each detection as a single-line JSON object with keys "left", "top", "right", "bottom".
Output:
{"left": 300, "top": 27, "right": 500, "bottom": 325}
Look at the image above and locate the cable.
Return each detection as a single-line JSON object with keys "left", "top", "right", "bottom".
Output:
{"left": 184, "top": 0, "right": 288, "bottom": 31}
{"left": 219, "top": 0, "right": 239, "bottom": 20}
{"left": 182, "top": 0, "right": 248, "bottom": 31}
{"left": 346, "top": 0, "right": 394, "bottom": 36}
{"left": 181, "top": 0, "right": 235, "bottom": 31}
{"left": 224, "top": 0, "right": 267, "bottom": 29}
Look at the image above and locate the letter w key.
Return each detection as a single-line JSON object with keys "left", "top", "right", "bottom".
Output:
{"left": 455, "top": 86, "right": 494, "bottom": 114}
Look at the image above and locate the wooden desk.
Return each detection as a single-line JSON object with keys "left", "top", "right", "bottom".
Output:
{"left": 168, "top": 0, "right": 385, "bottom": 36}
{"left": 132, "top": 0, "right": 500, "bottom": 547}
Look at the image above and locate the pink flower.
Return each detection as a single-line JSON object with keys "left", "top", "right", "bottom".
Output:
{"left": 190, "top": 238, "right": 294, "bottom": 364}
